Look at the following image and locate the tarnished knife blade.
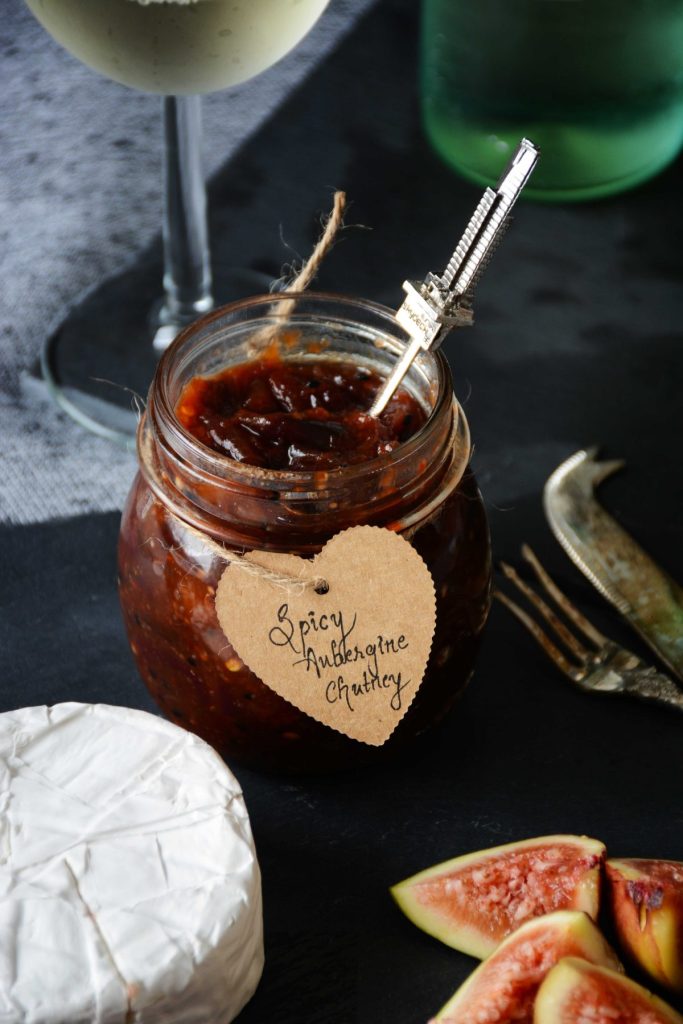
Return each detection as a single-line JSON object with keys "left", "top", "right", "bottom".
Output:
{"left": 544, "top": 448, "right": 683, "bottom": 684}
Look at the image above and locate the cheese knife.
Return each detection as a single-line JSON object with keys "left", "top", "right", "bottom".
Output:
{"left": 544, "top": 448, "right": 683, "bottom": 685}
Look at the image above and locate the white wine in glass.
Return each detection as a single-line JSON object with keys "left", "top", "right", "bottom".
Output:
{"left": 24, "top": 0, "right": 330, "bottom": 445}
{"left": 26, "top": 0, "right": 331, "bottom": 94}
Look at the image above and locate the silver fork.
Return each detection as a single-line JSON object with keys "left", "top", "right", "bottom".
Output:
{"left": 495, "top": 545, "right": 683, "bottom": 712}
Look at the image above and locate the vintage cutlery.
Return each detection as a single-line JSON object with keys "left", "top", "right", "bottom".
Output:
{"left": 496, "top": 545, "right": 683, "bottom": 712}
{"left": 370, "top": 138, "right": 539, "bottom": 416}
{"left": 544, "top": 448, "right": 683, "bottom": 684}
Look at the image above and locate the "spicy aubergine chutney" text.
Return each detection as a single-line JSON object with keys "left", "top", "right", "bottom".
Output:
{"left": 268, "top": 604, "right": 411, "bottom": 713}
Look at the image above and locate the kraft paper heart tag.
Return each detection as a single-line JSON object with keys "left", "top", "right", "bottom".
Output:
{"left": 215, "top": 526, "right": 436, "bottom": 746}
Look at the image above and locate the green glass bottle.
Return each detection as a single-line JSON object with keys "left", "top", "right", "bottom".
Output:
{"left": 422, "top": 0, "right": 683, "bottom": 201}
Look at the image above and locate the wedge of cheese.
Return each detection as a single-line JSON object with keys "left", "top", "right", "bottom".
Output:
{"left": 0, "top": 703, "right": 264, "bottom": 1023}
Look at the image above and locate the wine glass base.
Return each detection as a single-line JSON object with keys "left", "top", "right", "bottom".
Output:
{"left": 41, "top": 264, "right": 274, "bottom": 449}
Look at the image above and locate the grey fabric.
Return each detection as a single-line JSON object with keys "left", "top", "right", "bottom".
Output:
{"left": 0, "top": 0, "right": 375, "bottom": 525}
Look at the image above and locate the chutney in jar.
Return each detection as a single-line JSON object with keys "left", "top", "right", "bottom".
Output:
{"left": 118, "top": 293, "right": 491, "bottom": 773}
{"left": 175, "top": 349, "right": 427, "bottom": 469}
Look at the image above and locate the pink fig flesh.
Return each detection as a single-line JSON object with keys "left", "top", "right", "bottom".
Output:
{"left": 392, "top": 834, "right": 604, "bottom": 958}
{"left": 430, "top": 910, "right": 621, "bottom": 1024}
{"left": 606, "top": 858, "right": 683, "bottom": 994}
{"left": 534, "top": 957, "right": 683, "bottom": 1023}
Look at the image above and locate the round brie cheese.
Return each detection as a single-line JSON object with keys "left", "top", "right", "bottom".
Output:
{"left": 0, "top": 703, "right": 264, "bottom": 1023}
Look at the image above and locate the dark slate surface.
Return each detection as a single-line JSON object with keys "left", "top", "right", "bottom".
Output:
{"left": 2, "top": 0, "right": 683, "bottom": 1020}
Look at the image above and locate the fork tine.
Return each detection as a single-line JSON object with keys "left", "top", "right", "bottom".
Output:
{"left": 499, "top": 560, "right": 591, "bottom": 663}
{"left": 494, "top": 588, "right": 578, "bottom": 679}
{"left": 521, "top": 545, "right": 608, "bottom": 647}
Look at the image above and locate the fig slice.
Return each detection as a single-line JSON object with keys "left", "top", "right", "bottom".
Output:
{"left": 606, "top": 857, "right": 683, "bottom": 994}
{"left": 430, "top": 910, "right": 621, "bottom": 1024}
{"left": 534, "top": 957, "right": 683, "bottom": 1024}
{"left": 391, "top": 834, "right": 604, "bottom": 958}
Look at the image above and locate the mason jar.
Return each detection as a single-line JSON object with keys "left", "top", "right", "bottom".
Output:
{"left": 118, "top": 293, "right": 491, "bottom": 773}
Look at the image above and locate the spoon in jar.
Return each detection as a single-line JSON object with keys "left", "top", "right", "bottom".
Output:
{"left": 369, "top": 138, "right": 539, "bottom": 418}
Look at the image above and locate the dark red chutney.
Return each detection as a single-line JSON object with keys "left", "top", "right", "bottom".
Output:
{"left": 175, "top": 351, "right": 427, "bottom": 470}
{"left": 119, "top": 346, "right": 491, "bottom": 773}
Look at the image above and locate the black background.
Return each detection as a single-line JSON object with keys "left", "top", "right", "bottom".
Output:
{"left": 2, "top": 0, "right": 682, "bottom": 1021}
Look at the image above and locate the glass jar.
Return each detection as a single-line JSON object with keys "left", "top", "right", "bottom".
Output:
{"left": 118, "top": 293, "right": 491, "bottom": 773}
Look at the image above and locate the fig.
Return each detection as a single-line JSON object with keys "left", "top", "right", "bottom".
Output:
{"left": 534, "top": 957, "right": 683, "bottom": 1023}
{"left": 430, "top": 910, "right": 620, "bottom": 1024}
{"left": 606, "top": 858, "right": 683, "bottom": 994}
{"left": 392, "top": 834, "right": 604, "bottom": 958}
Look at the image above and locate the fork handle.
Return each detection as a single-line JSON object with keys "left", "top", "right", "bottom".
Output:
{"left": 626, "top": 669, "right": 683, "bottom": 712}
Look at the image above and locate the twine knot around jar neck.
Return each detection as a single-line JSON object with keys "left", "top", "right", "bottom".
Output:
{"left": 136, "top": 292, "right": 472, "bottom": 554}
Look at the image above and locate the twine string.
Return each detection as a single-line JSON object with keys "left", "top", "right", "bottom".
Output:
{"left": 283, "top": 190, "right": 346, "bottom": 294}
{"left": 145, "top": 193, "right": 351, "bottom": 595}
{"left": 144, "top": 523, "right": 328, "bottom": 595}
{"left": 215, "top": 544, "right": 329, "bottom": 596}
{"left": 221, "top": 192, "right": 346, "bottom": 592}
{"left": 251, "top": 191, "right": 346, "bottom": 347}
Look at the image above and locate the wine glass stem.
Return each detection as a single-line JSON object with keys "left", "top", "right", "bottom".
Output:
{"left": 160, "top": 95, "right": 213, "bottom": 338}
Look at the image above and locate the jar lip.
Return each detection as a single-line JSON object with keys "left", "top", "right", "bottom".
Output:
{"left": 149, "top": 291, "right": 466, "bottom": 492}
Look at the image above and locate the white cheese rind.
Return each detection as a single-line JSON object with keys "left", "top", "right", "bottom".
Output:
{"left": 0, "top": 703, "right": 264, "bottom": 1024}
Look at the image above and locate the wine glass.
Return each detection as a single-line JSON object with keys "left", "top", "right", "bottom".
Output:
{"left": 24, "top": 0, "right": 330, "bottom": 447}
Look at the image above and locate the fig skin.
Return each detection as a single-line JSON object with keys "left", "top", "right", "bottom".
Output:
{"left": 391, "top": 834, "right": 604, "bottom": 958}
{"left": 534, "top": 957, "right": 683, "bottom": 1023}
{"left": 605, "top": 858, "right": 683, "bottom": 995}
{"left": 430, "top": 910, "right": 621, "bottom": 1024}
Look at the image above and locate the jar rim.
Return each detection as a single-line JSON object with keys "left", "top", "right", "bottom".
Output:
{"left": 148, "top": 291, "right": 467, "bottom": 495}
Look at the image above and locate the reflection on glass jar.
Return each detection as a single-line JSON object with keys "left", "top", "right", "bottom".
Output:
{"left": 118, "top": 294, "right": 491, "bottom": 773}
